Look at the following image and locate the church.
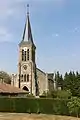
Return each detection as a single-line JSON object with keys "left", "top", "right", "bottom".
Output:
{"left": 11, "top": 5, "right": 56, "bottom": 96}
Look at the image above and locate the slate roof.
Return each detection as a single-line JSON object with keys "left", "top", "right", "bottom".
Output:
{"left": 22, "top": 14, "right": 33, "bottom": 43}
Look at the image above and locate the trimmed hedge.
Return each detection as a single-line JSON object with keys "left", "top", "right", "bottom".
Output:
{"left": 0, "top": 97, "right": 69, "bottom": 115}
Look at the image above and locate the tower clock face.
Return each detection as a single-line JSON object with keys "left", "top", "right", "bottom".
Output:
{"left": 23, "top": 65, "right": 27, "bottom": 70}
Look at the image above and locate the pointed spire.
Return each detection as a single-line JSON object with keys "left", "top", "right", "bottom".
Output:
{"left": 22, "top": 4, "right": 33, "bottom": 43}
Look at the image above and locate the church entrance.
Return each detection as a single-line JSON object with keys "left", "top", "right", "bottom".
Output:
{"left": 23, "top": 86, "right": 29, "bottom": 91}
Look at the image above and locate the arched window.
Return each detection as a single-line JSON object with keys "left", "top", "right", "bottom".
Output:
{"left": 22, "top": 49, "right": 24, "bottom": 61}
{"left": 24, "top": 74, "right": 26, "bottom": 82}
{"left": 24, "top": 51, "right": 26, "bottom": 61}
{"left": 27, "top": 49, "right": 29, "bottom": 60}
{"left": 21, "top": 74, "right": 23, "bottom": 82}
{"left": 27, "top": 74, "right": 29, "bottom": 82}
{"left": 22, "top": 49, "right": 27, "bottom": 61}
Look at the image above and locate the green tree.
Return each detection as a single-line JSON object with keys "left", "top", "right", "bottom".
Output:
{"left": 0, "top": 71, "right": 11, "bottom": 84}
{"left": 74, "top": 72, "right": 80, "bottom": 97}
{"left": 63, "top": 71, "right": 75, "bottom": 91}
{"left": 63, "top": 71, "right": 80, "bottom": 97}
{"left": 55, "top": 71, "right": 63, "bottom": 90}
{"left": 67, "top": 97, "right": 80, "bottom": 117}
{"left": 57, "top": 90, "right": 72, "bottom": 99}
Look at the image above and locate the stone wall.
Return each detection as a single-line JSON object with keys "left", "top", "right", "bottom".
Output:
{"left": 36, "top": 68, "right": 47, "bottom": 95}
{"left": 47, "top": 73, "right": 54, "bottom": 92}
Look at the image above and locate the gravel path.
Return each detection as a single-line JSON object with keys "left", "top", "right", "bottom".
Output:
{"left": 0, "top": 113, "right": 79, "bottom": 120}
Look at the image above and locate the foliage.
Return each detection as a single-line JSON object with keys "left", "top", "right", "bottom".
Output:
{"left": 41, "top": 70, "right": 80, "bottom": 98}
{"left": 40, "top": 90, "right": 72, "bottom": 99}
{"left": 26, "top": 94, "right": 35, "bottom": 98}
{"left": 67, "top": 97, "right": 80, "bottom": 117}
{"left": 54, "top": 71, "right": 80, "bottom": 97}
{"left": 0, "top": 71, "right": 11, "bottom": 84}
{"left": 40, "top": 90, "right": 57, "bottom": 98}
{"left": 63, "top": 71, "right": 80, "bottom": 97}
{"left": 56, "top": 90, "right": 72, "bottom": 99}
{"left": 0, "top": 97, "right": 69, "bottom": 115}
{"left": 39, "top": 91, "right": 47, "bottom": 97}
{"left": 55, "top": 71, "right": 64, "bottom": 90}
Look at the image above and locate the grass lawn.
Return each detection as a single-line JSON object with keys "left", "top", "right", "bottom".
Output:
{"left": 0, "top": 113, "right": 80, "bottom": 120}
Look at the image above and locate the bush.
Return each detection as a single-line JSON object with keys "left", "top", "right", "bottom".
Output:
{"left": 0, "top": 97, "right": 69, "bottom": 115}
{"left": 67, "top": 97, "right": 80, "bottom": 117}
{"left": 39, "top": 91, "right": 47, "bottom": 98}
{"left": 40, "top": 90, "right": 72, "bottom": 99}
{"left": 26, "top": 94, "right": 35, "bottom": 98}
{"left": 40, "top": 90, "right": 57, "bottom": 98}
{"left": 56, "top": 90, "right": 72, "bottom": 99}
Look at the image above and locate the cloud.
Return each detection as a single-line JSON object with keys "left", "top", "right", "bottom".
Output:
{"left": 52, "top": 33, "right": 59, "bottom": 37}
{"left": 55, "top": 33, "right": 59, "bottom": 37}
{"left": 0, "top": 0, "right": 67, "bottom": 18}
{"left": 0, "top": 27, "right": 13, "bottom": 42}
{"left": 52, "top": 0, "right": 67, "bottom": 9}
{"left": 0, "top": 1, "right": 15, "bottom": 18}
{"left": 74, "top": 27, "right": 79, "bottom": 32}
{"left": 15, "top": 0, "right": 28, "bottom": 2}
{"left": 69, "top": 27, "right": 80, "bottom": 33}
{"left": 0, "top": 0, "right": 30, "bottom": 43}
{"left": 0, "top": 0, "right": 27, "bottom": 18}
{"left": 53, "top": 0, "right": 66, "bottom": 4}
{"left": 0, "top": 0, "right": 65, "bottom": 43}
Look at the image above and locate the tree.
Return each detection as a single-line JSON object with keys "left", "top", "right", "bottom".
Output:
{"left": 67, "top": 97, "right": 80, "bottom": 117}
{"left": 63, "top": 71, "right": 80, "bottom": 97}
{"left": 0, "top": 71, "right": 11, "bottom": 84}
{"left": 74, "top": 72, "right": 80, "bottom": 97}
{"left": 57, "top": 90, "right": 72, "bottom": 99}
{"left": 55, "top": 71, "right": 63, "bottom": 90}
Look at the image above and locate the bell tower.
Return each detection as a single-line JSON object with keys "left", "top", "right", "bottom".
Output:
{"left": 18, "top": 4, "right": 37, "bottom": 96}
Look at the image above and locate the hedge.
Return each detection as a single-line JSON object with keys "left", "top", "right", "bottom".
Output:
{"left": 0, "top": 97, "right": 69, "bottom": 115}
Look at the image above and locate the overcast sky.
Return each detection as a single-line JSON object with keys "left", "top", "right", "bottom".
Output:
{"left": 0, "top": 0, "right": 80, "bottom": 75}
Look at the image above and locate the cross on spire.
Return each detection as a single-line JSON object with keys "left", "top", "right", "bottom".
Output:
{"left": 27, "top": 4, "right": 29, "bottom": 15}
{"left": 20, "top": 4, "right": 34, "bottom": 44}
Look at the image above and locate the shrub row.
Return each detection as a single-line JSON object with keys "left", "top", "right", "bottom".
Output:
{"left": 0, "top": 97, "right": 69, "bottom": 115}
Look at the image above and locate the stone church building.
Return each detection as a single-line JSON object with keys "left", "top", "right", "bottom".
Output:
{"left": 11, "top": 5, "right": 56, "bottom": 96}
